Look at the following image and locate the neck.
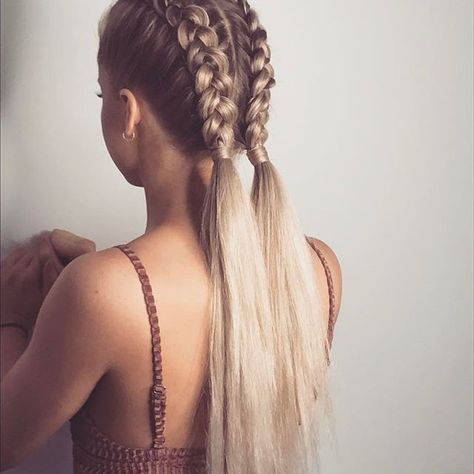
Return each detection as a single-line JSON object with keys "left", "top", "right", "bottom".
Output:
{"left": 141, "top": 151, "right": 214, "bottom": 245}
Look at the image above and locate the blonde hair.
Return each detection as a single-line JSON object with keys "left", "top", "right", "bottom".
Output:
{"left": 98, "top": 1, "right": 334, "bottom": 472}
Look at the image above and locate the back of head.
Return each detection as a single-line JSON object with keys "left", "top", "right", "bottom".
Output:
{"left": 97, "top": 0, "right": 257, "bottom": 157}
{"left": 97, "top": 1, "right": 333, "bottom": 472}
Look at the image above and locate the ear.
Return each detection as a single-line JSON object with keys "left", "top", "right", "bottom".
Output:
{"left": 119, "top": 88, "right": 141, "bottom": 135}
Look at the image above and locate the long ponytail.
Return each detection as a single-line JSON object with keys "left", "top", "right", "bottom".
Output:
{"left": 237, "top": 1, "right": 334, "bottom": 471}
{"left": 167, "top": 3, "right": 279, "bottom": 472}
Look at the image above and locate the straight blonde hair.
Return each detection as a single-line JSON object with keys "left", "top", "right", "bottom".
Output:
{"left": 98, "top": 1, "right": 334, "bottom": 472}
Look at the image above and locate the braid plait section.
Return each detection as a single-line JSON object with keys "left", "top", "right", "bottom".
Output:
{"left": 164, "top": 1, "right": 240, "bottom": 159}
{"left": 237, "top": 0, "right": 275, "bottom": 162}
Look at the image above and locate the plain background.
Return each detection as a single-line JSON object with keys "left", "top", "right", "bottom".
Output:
{"left": 1, "top": 0, "right": 473, "bottom": 473}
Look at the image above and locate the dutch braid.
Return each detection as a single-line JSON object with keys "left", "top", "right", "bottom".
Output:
{"left": 163, "top": 0, "right": 240, "bottom": 158}
{"left": 162, "top": 2, "right": 278, "bottom": 472}
{"left": 237, "top": 0, "right": 275, "bottom": 165}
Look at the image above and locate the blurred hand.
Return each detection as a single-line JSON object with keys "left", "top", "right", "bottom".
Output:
{"left": 0, "top": 232, "right": 62, "bottom": 334}
{"left": 0, "top": 229, "right": 96, "bottom": 334}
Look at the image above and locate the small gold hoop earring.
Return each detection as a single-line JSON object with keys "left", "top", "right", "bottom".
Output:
{"left": 122, "top": 130, "right": 136, "bottom": 141}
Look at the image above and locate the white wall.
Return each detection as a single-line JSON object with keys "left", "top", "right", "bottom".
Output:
{"left": 1, "top": 0, "right": 472, "bottom": 473}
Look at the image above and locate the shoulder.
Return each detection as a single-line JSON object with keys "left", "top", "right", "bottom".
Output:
{"left": 56, "top": 246, "right": 128, "bottom": 293}
{"left": 305, "top": 235, "right": 343, "bottom": 324}
{"left": 23, "top": 247, "right": 134, "bottom": 377}
{"left": 40, "top": 247, "right": 129, "bottom": 346}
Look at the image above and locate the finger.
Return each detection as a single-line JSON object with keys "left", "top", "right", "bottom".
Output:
{"left": 50, "top": 229, "right": 96, "bottom": 256}
{"left": 41, "top": 260, "right": 59, "bottom": 298}
{"left": 15, "top": 248, "right": 35, "bottom": 269}
{"left": 1, "top": 243, "right": 29, "bottom": 267}
{"left": 20, "top": 234, "right": 59, "bottom": 279}
{"left": 49, "top": 229, "right": 96, "bottom": 262}
{"left": 36, "top": 234, "right": 64, "bottom": 275}
{"left": 23, "top": 252, "right": 41, "bottom": 284}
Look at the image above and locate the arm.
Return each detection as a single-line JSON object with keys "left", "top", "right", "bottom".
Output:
{"left": 0, "top": 327, "right": 29, "bottom": 380}
{"left": 0, "top": 252, "right": 118, "bottom": 470}
{"left": 306, "top": 235, "right": 343, "bottom": 344}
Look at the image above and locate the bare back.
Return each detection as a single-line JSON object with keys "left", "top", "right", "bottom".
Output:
{"left": 79, "top": 233, "right": 336, "bottom": 451}
{"left": 81, "top": 235, "right": 211, "bottom": 450}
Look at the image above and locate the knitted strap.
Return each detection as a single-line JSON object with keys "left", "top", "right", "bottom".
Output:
{"left": 305, "top": 236, "right": 336, "bottom": 366}
{"left": 114, "top": 244, "right": 167, "bottom": 448}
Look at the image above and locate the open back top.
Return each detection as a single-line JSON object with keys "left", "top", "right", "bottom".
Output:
{"left": 69, "top": 238, "right": 336, "bottom": 473}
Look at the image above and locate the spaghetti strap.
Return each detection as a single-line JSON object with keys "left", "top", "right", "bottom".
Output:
{"left": 305, "top": 236, "right": 336, "bottom": 366}
{"left": 114, "top": 244, "right": 167, "bottom": 449}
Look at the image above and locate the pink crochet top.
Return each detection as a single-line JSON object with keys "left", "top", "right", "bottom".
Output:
{"left": 69, "top": 244, "right": 207, "bottom": 473}
{"left": 69, "top": 238, "right": 336, "bottom": 473}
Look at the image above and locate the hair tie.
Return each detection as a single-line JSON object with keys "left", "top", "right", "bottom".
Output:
{"left": 210, "top": 145, "right": 233, "bottom": 161}
{"left": 247, "top": 145, "right": 269, "bottom": 166}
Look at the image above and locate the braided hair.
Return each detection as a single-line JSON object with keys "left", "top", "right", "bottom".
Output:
{"left": 163, "top": 3, "right": 277, "bottom": 470}
{"left": 236, "top": 0, "right": 275, "bottom": 165}
{"left": 234, "top": 3, "right": 334, "bottom": 471}
{"left": 97, "top": 1, "right": 333, "bottom": 472}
